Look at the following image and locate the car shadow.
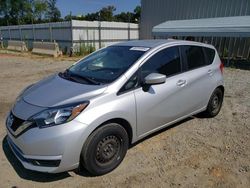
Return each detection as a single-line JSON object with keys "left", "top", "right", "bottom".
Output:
{"left": 129, "top": 117, "right": 194, "bottom": 148}
{"left": 2, "top": 136, "right": 73, "bottom": 182}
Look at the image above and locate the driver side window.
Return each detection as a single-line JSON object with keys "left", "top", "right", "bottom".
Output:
{"left": 141, "top": 46, "right": 182, "bottom": 79}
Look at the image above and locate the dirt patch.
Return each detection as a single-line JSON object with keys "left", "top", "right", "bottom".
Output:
{"left": 0, "top": 55, "right": 249, "bottom": 188}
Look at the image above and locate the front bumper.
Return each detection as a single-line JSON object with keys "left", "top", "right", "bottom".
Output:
{"left": 6, "top": 119, "right": 89, "bottom": 173}
{"left": 7, "top": 136, "right": 62, "bottom": 172}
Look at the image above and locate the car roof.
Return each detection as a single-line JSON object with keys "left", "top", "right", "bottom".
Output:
{"left": 113, "top": 39, "right": 174, "bottom": 48}
{"left": 113, "top": 39, "right": 215, "bottom": 50}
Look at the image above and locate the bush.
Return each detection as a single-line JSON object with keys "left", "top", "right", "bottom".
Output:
{"left": 76, "top": 42, "right": 96, "bottom": 56}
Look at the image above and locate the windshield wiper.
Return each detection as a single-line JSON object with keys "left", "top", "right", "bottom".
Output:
{"left": 69, "top": 73, "right": 101, "bottom": 85}
{"left": 60, "top": 69, "right": 101, "bottom": 85}
{"left": 59, "top": 69, "right": 73, "bottom": 81}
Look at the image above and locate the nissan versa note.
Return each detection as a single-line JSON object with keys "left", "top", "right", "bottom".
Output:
{"left": 6, "top": 40, "right": 224, "bottom": 175}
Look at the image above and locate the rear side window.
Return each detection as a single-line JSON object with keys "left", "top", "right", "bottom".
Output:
{"left": 141, "top": 46, "right": 181, "bottom": 78}
{"left": 182, "top": 46, "right": 206, "bottom": 70}
{"left": 203, "top": 47, "right": 215, "bottom": 65}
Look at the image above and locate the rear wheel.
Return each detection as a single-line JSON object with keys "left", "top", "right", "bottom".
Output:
{"left": 204, "top": 88, "right": 223, "bottom": 117}
{"left": 81, "top": 123, "right": 129, "bottom": 176}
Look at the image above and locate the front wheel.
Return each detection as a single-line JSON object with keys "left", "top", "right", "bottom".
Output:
{"left": 81, "top": 123, "right": 129, "bottom": 176}
{"left": 204, "top": 88, "right": 223, "bottom": 117}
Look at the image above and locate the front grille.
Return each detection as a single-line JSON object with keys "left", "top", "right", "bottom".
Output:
{"left": 10, "top": 114, "right": 25, "bottom": 132}
{"left": 7, "top": 112, "right": 36, "bottom": 137}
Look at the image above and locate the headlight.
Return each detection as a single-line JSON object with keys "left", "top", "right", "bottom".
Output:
{"left": 32, "top": 102, "right": 89, "bottom": 128}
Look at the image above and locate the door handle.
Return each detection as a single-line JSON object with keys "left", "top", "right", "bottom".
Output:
{"left": 176, "top": 80, "right": 187, "bottom": 87}
{"left": 208, "top": 69, "right": 213, "bottom": 75}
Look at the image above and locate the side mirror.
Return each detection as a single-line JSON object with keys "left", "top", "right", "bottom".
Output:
{"left": 144, "top": 73, "right": 166, "bottom": 85}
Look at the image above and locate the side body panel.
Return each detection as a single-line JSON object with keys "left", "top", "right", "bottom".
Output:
{"left": 134, "top": 73, "right": 192, "bottom": 137}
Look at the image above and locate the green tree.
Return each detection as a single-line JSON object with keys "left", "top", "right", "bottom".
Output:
{"left": 0, "top": 0, "right": 47, "bottom": 25}
{"left": 115, "top": 12, "right": 133, "bottom": 23}
{"left": 34, "top": 0, "right": 47, "bottom": 21}
{"left": 85, "top": 12, "right": 99, "bottom": 21}
{"left": 0, "top": 0, "right": 11, "bottom": 25}
{"left": 46, "top": 0, "right": 61, "bottom": 22}
{"left": 8, "top": 0, "right": 24, "bottom": 24}
{"left": 64, "top": 11, "right": 72, "bottom": 21}
{"left": 99, "top": 5, "right": 116, "bottom": 21}
{"left": 133, "top": 5, "right": 141, "bottom": 23}
{"left": 23, "top": 0, "right": 34, "bottom": 24}
{"left": 0, "top": 1, "right": 140, "bottom": 26}
{"left": 114, "top": 6, "right": 141, "bottom": 23}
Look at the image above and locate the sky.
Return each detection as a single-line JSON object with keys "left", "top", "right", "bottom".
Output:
{"left": 57, "top": 0, "right": 141, "bottom": 17}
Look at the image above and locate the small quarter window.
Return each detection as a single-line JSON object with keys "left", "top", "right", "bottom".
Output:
{"left": 118, "top": 73, "right": 139, "bottom": 94}
{"left": 203, "top": 47, "right": 215, "bottom": 65}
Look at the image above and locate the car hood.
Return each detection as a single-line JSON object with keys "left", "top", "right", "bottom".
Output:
{"left": 22, "top": 74, "right": 108, "bottom": 107}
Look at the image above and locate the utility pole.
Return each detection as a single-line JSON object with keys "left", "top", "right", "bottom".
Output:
{"left": 128, "top": 14, "right": 131, "bottom": 41}
{"left": 32, "top": 18, "right": 36, "bottom": 41}
{"left": 98, "top": 11, "right": 101, "bottom": 49}
{"left": 7, "top": 20, "right": 11, "bottom": 40}
{"left": 70, "top": 11, "right": 74, "bottom": 56}
{"left": 49, "top": 24, "right": 53, "bottom": 42}
{"left": 18, "top": 18, "right": 22, "bottom": 41}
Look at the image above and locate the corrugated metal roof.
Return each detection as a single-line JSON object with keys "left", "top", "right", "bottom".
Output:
{"left": 153, "top": 16, "right": 250, "bottom": 37}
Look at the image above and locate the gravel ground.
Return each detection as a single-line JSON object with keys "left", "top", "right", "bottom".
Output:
{"left": 0, "top": 54, "right": 249, "bottom": 188}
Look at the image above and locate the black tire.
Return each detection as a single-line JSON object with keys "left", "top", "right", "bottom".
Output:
{"left": 81, "top": 123, "right": 129, "bottom": 176}
{"left": 204, "top": 88, "right": 223, "bottom": 117}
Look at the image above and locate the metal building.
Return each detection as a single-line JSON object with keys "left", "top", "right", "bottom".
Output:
{"left": 0, "top": 20, "right": 139, "bottom": 53}
{"left": 140, "top": 0, "right": 250, "bottom": 59}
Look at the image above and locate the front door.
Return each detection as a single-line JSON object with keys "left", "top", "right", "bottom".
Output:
{"left": 135, "top": 46, "right": 191, "bottom": 137}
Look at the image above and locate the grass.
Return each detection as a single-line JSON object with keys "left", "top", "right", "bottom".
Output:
{"left": 75, "top": 42, "right": 96, "bottom": 56}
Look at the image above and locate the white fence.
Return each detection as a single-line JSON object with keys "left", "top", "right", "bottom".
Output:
{"left": 0, "top": 20, "right": 139, "bottom": 53}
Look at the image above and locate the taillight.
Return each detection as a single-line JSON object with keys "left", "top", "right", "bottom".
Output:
{"left": 220, "top": 61, "right": 224, "bottom": 74}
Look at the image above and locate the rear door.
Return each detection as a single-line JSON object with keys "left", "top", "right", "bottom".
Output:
{"left": 179, "top": 45, "right": 215, "bottom": 113}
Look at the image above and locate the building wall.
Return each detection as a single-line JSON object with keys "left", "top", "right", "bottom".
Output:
{"left": 0, "top": 21, "right": 72, "bottom": 52}
{"left": 140, "top": 0, "right": 250, "bottom": 39}
{"left": 140, "top": 0, "right": 250, "bottom": 59}
{"left": 0, "top": 20, "right": 139, "bottom": 53}
{"left": 72, "top": 20, "right": 139, "bottom": 50}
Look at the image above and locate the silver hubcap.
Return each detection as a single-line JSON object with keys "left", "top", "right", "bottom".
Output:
{"left": 212, "top": 96, "right": 219, "bottom": 109}
{"left": 212, "top": 94, "right": 220, "bottom": 113}
{"left": 96, "top": 135, "right": 121, "bottom": 165}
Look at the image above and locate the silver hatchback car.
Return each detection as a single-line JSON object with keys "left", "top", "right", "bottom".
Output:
{"left": 6, "top": 40, "right": 224, "bottom": 175}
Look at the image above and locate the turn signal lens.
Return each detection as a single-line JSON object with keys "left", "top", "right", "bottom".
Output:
{"left": 68, "top": 103, "right": 89, "bottom": 121}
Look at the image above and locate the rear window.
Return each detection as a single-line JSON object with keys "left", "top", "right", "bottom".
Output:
{"left": 182, "top": 45, "right": 206, "bottom": 70}
{"left": 203, "top": 47, "right": 215, "bottom": 65}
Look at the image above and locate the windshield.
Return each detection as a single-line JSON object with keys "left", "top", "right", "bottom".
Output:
{"left": 62, "top": 46, "right": 148, "bottom": 84}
